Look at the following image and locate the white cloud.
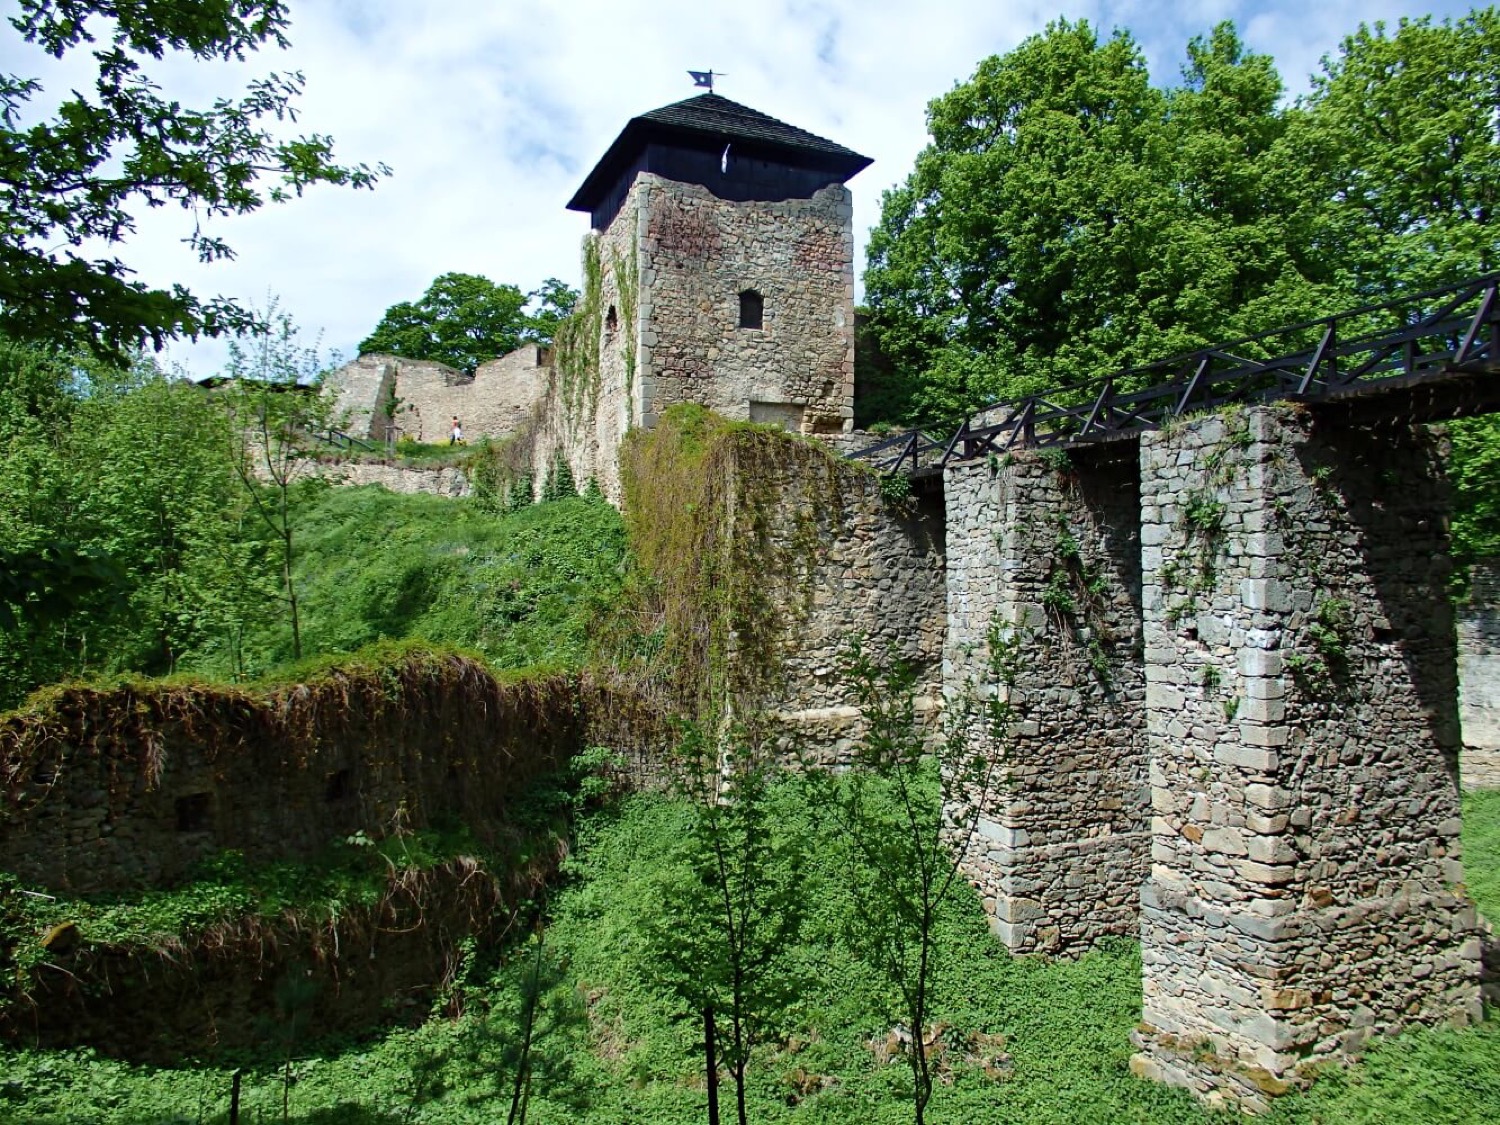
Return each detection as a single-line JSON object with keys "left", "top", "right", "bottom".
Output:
{"left": 0, "top": 0, "right": 1480, "bottom": 376}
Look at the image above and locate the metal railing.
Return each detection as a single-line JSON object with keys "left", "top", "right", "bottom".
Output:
{"left": 851, "top": 273, "right": 1500, "bottom": 474}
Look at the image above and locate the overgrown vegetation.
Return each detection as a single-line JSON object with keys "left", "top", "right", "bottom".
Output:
{"left": 0, "top": 780, "right": 1495, "bottom": 1123}
{"left": 196, "top": 486, "right": 625, "bottom": 679}
{"left": 611, "top": 403, "right": 853, "bottom": 718}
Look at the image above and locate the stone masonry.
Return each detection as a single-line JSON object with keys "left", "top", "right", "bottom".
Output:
{"left": 630, "top": 175, "right": 855, "bottom": 436}
{"left": 324, "top": 347, "right": 551, "bottom": 446}
{"left": 734, "top": 442, "right": 946, "bottom": 762}
{"left": 944, "top": 446, "right": 1148, "bottom": 954}
{"left": 503, "top": 174, "right": 861, "bottom": 503}
{"left": 1460, "top": 559, "right": 1500, "bottom": 788}
{"left": 1128, "top": 406, "right": 1481, "bottom": 1111}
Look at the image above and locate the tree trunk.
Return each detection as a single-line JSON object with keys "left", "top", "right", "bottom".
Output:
{"left": 704, "top": 1006, "right": 721, "bottom": 1125}
{"left": 282, "top": 524, "right": 301, "bottom": 660}
{"left": 229, "top": 1069, "right": 242, "bottom": 1125}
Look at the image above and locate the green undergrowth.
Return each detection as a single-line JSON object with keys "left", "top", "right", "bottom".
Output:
{"left": 1466, "top": 788, "right": 1500, "bottom": 921}
{"left": 3, "top": 785, "right": 1496, "bottom": 1124}
{"left": 1, "top": 822, "right": 488, "bottom": 972}
{"left": 314, "top": 439, "right": 471, "bottom": 468}
{"left": 192, "top": 486, "right": 627, "bottom": 680}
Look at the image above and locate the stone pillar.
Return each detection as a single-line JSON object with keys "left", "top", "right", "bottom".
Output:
{"left": 944, "top": 446, "right": 1147, "bottom": 954}
{"left": 1132, "top": 406, "right": 1481, "bottom": 1112}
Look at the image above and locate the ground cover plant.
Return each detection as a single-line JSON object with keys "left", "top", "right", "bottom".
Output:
{"left": 187, "top": 485, "right": 627, "bottom": 681}
{"left": 1, "top": 785, "right": 1494, "bottom": 1124}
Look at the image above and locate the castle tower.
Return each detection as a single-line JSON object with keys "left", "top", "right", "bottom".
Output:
{"left": 567, "top": 93, "right": 871, "bottom": 440}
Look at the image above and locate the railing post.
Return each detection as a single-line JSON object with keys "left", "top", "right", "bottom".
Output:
{"left": 1455, "top": 284, "right": 1497, "bottom": 366}
{"left": 1083, "top": 379, "right": 1114, "bottom": 435}
{"left": 1298, "top": 323, "right": 1336, "bottom": 395}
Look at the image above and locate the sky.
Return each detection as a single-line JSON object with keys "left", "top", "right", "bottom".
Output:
{"left": 1, "top": 0, "right": 1486, "bottom": 377}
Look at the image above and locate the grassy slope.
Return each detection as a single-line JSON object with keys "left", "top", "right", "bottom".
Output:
{"left": 198, "top": 486, "right": 626, "bottom": 679}
{"left": 3, "top": 789, "right": 1496, "bottom": 1124}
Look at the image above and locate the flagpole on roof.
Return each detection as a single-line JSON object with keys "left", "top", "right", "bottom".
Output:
{"left": 688, "top": 69, "right": 722, "bottom": 92}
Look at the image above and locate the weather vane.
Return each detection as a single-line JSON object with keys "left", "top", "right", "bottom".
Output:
{"left": 688, "top": 69, "right": 723, "bottom": 92}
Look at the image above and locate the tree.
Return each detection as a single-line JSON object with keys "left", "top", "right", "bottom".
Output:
{"left": 0, "top": 1, "right": 385, "bottom": 359}
{"left": 524, "top": 277, "right": 581, "bottom": 346}
{"left": 861, "top": 20, "right": 1332, "bottom": 425}
{"left": 70, "top": 367, "right": 249, "bottom": 675}
{"left": 359, "top": 274, "right": 581, "bottom": 373}
{"left": 0, "top": 337, "right": 277, "bottom": 702}
{"left": 1286, "top": 10, "right": 1500, "bottom": 297}
{"left": 220, "top": 303, "right": 336, "bottom": 661}
{"left": 644, "top": 722, "right": 806, "bottom": 1125}
{"left": 806, "top": 635, "right": 1015, "bottom": 1125}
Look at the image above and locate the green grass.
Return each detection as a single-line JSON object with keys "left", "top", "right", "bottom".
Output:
{"left": 189, "top": 486, "right": 627, "bottom": 680}
{"left": 2, "top": 824, "right": 485, "bottom": 951}
{"left": 1466, "top": 788, "right": 1500, "bottom": 921}
{"left": 1, "top": 785, "right": 1496, "bottom": 1124}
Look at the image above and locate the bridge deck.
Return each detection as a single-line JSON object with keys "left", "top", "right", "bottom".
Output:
{"left": 852, "top": 274, "right": 1500, "bottom": 475}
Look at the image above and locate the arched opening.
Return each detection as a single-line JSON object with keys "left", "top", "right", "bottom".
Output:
{"left": 604, "top": 304, "right": 618, "bottom": 339}
{"left": 738, "top": 289, "right": 764, "bottom": 330}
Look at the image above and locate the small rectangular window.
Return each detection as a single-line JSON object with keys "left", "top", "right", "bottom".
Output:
{"left": 175, "top": 793, "right": 212, "bottom": 833}
{"left": 739, "top": 290, "right": 764, "bottom": 330}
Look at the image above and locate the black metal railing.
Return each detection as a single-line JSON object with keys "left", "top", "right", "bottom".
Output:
{"left": 851, "top": 273, "right": 1500, "bottom": 474}
{"left": 307, "top": 427, "right": 376, "bottom": 453}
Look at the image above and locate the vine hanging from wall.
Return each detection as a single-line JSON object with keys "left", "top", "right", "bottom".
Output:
{"left": 613, "top": 232, "right": 639, "bottom": 426}
{"left": 552, "top": 235, "right": 604, "bottom": 431}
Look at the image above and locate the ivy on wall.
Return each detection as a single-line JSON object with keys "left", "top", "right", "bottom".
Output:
{"left": 607, "top": 405, "right": 848, "bottom": 719}
{"left": 613, "top": 233, "right": 640, "bottom": 425}
{"left": 553, "top": 236, "right": 604, "bottom": 431}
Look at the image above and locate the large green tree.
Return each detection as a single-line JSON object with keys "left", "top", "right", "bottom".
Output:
{"left": 861, "top": 13, "right": 1500, "bottom": 428}
{"left": 360, "top": 274, "right": 579, "bottom": 373}
{"left": 0, "top": 1, "right": 384, "bottom": 359}
{"left": 1286, "top": 10, "right": 1500, "bottom": 297}
{"left": 863, "top": 20, "right": 1334, "bottom": 424}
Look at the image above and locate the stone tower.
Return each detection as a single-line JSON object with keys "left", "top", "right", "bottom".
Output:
{"left": 566, "top": 93, "right": 871, "bottom": 447}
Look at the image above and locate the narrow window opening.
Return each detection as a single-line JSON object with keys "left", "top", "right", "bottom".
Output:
{"left": 738, "top": 289, "right": 763, "bottom": 330}
{"left": 175, "top": 793, "right": 212, "bottom": 833}
{"left": 605, "top": 305, "right": 618, "bottom": 338}
{"left": 325, "top": 769, "right": 352, "bottom": 803}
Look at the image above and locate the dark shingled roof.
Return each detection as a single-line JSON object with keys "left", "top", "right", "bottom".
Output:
{"left": 567, "top": 93, "right": 872, "bottom": 212}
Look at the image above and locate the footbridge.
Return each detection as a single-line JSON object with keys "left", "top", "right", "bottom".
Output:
{"left": 852, "top": 272, "right": 1500, "bottom": 475}
{"left": 839, "top": 274, "right": 1499, "bottom": 1109}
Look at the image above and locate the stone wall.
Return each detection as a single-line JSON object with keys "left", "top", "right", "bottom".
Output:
{"left": 533, "top": 219, "right": 640, "bottom": 504}
{"left": 1460, "top": 559, "right": 1500, "bottom": 789}
{"left": 324, "top": 348, "right": 551, "bottom": 446}
{"left": 631, "top": 175, "right": 854, "bottom": 436}
{"left": 301, "top": 460, "right": 472, "bottom": 498}
{"left": 943, "top": 445, "right": 1147, "bottom": 954}
{"left": 733, "top": 438, "right": 946, "bottom": 761}
{"left": 1130, "top": 406, "right": 1481, "bottom": 1112}
{"left": 0, "top": 657, "right": 650, "bottom": 895}
{"left": 322, "top": 355, "right": 396, "bottom": 442}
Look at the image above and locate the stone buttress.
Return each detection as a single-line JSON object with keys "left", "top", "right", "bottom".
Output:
{"left": 1130, "top": 406, "right": 1482, "bottom": 1111}
{"left": 944, "top": 445, "right": 1148, "bottom": 954}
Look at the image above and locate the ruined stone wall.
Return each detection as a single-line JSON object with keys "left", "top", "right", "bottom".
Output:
{"left": 324, "top": 349, "right": 552, "bottom": 446}
{"left": 0, "top": 658, "right": 655, "bottom": 895}
{"left": 324, "top": 355, "right": 397, "bottom": 442}
{"left": 300, "top": 460, "right": 472, "bottom": 498}
{"left": 1460, "top": 559, "right": 1500, "bottom": 789}
{"left": 493, "top": 218, "right": 640, "bottom": 504}
{"left": 632, "top": 175, "right": 854, "bottom": 435}
{"left": 731, "top": 442, "right": 946, "bottom": 761}
{"left": 1131, "top": 407, "right": 1480, "bottom": 1112}
{"left": 944, "top": 446, "right": 1147, "bottom": 954}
